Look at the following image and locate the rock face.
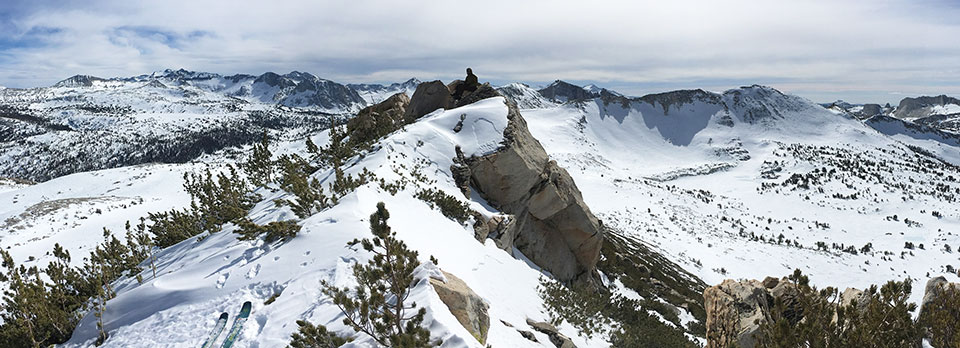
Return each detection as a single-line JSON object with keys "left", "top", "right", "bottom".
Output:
{"left": 538, "top": 80, "right": 597, "bottom": 103}
{"left": 526, "top": 319, "right": 577, "bottom": 348}
{"left": 463, "top": 100, "right": 603, "bottom": 285}
{"left": 704, "top": 279, "right": 771, "bottom": 348}
{"left": 894, "top": 95, "right": 960, "bottom": 119}
{"left": 860, "top": 103, "right": 882, "bottom": 117}
{"left": 345, "top": 92, "right": 410, "bottom": 145}
{"left": 406, "top": 80, "right": 453, "bottom": 119}
{"left": 429, "top": 271, "right": 490, "bottom": 344}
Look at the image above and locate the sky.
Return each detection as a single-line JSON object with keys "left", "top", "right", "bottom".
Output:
{"left": 1, "top": 0, "right": 959, "bottom": 104}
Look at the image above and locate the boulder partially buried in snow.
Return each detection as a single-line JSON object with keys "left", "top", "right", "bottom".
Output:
{"left": 464, "top": 100, "right": 604, "bottom": 285}
{"left": 429, "top": 270, "right": 490, "bottom": 344}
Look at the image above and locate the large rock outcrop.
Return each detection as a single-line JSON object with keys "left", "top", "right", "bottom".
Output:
{"left": 704, "top": 277, "right": 805, "bottom": 348}
{"left": 894, "top": 95, "right": 960, "bottom": 120}
{"left": 405, "top": 80, "right": 453, "bottom": 120}
{"left": 429, "top": 271, "right": 490, "bottom": 344}
{"left": 345, "top": 92, "right": 410, "bottom": 145}
{"left": 704, "top": 279, "right": 771, "bottom": 348}
{"left": 461, "top": 99, "right": 604, "bottom": 285}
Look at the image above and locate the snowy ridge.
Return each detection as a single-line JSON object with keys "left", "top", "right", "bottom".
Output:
{"left": 0, "top": 96, "right": 603, "bottom": 347}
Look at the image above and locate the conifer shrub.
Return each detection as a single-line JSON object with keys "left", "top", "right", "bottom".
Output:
{"left": 757, "top": 269, "right": 923, "bottom": 348}
{"left": 275, "top": 153, "right": 328, "bottom": 218}
{"left": 414, "top": 188, "right": 473, "bottom": 224}
{"left": 243, "top": 131, "right": 275, "bottom": 187}
{"left": 182, "top": 165, "right": 260, "bottom": 230}
{"left": 235, "top": 218, "right": 302, "bottom": 243}
{"left": 0, "top": 228, "right": 148, "bottom": 347}
{"left": 538, "top": 277, "right": 698, "bottom": 347}
{"left": 287, "top": 319, "right": 351, "bottom": 348}
{"left": 319, "top": 202, "right": 437, "bottom": 347}
{"left": 148, "top": 208, "right": 206, "bottom": 248}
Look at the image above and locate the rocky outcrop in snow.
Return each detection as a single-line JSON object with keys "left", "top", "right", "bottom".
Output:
{"left": 526, "top": 319, "right": 577, "bottom": 348}
{"left": 919, "top": 277, "right": 960, "bottom": 335}
{"left": 406, "top": 80, "right": 454, "bottom": 119}
{"left": 463, "top": 100, "right": 603, "bottom": 285}
{"left": 894, "top": 95, "right": 960, "bottom": 120}
{"left": 704, "top": 277, "right": 803, "bottom": 348}
{"left": 53, "top": 75, "right": 107, "bottom": 87}
{"left": 346, "top": 92, "right": 411, "bottom": 145}
{"left": 429, "top": 271, "right": 490, "bottom": 344}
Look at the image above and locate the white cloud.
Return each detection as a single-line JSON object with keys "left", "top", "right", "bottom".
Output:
{"left": 1, "top": 0, "right": 959, "bottom": 103}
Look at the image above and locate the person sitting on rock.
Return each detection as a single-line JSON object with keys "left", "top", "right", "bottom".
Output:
{"left": 452, "top": 68, "right": 480, "bottom": 100}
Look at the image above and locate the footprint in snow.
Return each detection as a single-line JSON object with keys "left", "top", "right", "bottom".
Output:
{"left": 216, "top": 272, "right": 229, "bottom": 289}
{"left": 247, "top": 264, "right": 261, "bottom": 279}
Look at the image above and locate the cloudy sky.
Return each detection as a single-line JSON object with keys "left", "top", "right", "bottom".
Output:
{"left": 1, "top": 0, "right": 958, "bottom": 103}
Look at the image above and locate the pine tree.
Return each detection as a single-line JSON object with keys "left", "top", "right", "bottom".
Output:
{"left": 128, "top": 218, "right": 157, "bottom": 278}
{"left": 305, "top": 137, "right": 321, "bottom": 162}
{"left": 42, "top": 244, "right": 85, "bottom": 342}
{"left": 0, "top": 249, "right": 47, "bottom": 347}
{"left": 276, "top": 154, "right": 327, "bottom": 218}
{"left": 321, "top": 202, "right": 435, "bottom": 347}
{"left": 244, "top": 131, "right": 274, "bottom": 187}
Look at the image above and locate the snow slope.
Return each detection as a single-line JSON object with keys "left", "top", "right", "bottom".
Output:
{"left": 523, "top": 87, "right": 960, "bottom": 306}
{"left": 2, "top": 97, "right": 604, "bottom": 347}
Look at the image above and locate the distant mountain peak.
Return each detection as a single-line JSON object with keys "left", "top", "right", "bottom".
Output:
{"left": 53, "top": 75, "right": 105, "bottom": 87}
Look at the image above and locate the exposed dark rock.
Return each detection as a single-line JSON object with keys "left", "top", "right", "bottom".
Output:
{"left": 538, "top": 80, "right": 597, "bottom": 102}
{"left": 406, "top": 80, "right": 453, "bottom": 120}
{"left": 526, "top": 319, "right": 576, "bottom": 348}
{"left": 639, "top": 89, "right": 722, "bottom": 115}
{"left": 860, "top": 103, "right": 882, "bottom": 117}
{"left": 345, "top": 92, "right": 410, "bottom": 145}
{"left": 455, "top": 83, "right": 500, "bottom": 108}
{"left": 518, "top": 329, "right": 538, "bottom": 342}
{"left": 53, "top": 75, "right": 105, "bottom": 88}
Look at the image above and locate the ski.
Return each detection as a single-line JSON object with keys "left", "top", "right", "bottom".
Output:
{"left": 200, "top": 312, "right": 229, "bottom": 348}
{"left": 219, "top": 301, "right": 252, "bottom": 348}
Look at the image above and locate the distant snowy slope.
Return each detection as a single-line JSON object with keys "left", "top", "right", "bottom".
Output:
{"left": 495, "top": 83, "right": 556, "bottom": 109}
{"left": 348, "top": 78, "right": 421, "bottom": 104}
{"left": 524, "top": 85, "right": 960, "bottom": 307}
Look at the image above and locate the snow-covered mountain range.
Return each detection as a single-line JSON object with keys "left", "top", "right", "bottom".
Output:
{"left": 1, "top": 71, "right": 959, "bottom": 347}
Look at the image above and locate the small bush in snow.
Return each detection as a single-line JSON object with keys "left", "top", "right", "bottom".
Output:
{"left": 288, "top": 319, "right": 351, "bottom": 348}
{"left": 235, "top": 218, "right": 301, "bottom": 243}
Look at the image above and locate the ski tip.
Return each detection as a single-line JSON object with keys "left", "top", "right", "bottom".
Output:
{"left": 219, "top": 312, "right": 228, "bottom": 319}
{"left": 241, "top": 301, "right": 251, "bottom": 309}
